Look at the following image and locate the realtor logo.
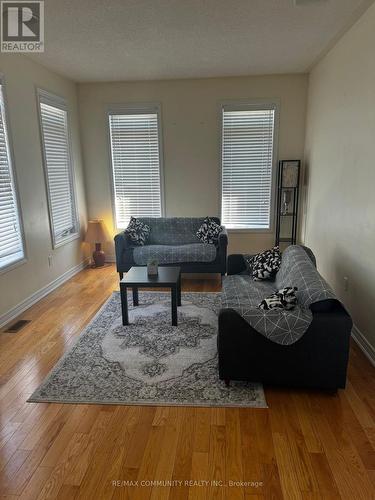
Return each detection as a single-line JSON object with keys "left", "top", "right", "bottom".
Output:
{"left": 1, "top": 1, "right": 44, "bottom": 52}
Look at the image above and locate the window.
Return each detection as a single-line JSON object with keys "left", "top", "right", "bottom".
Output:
{"left": 38, "top": 89, "right": 79, "bottom": 248}
{"left": 221, "top": 103, "right": 277, "bottom": 230}
{"left": 108, "top": 105, "right": 163, "bottom": 229}
{"left": 0, "top": 81, "right": 25, "bottom": 271}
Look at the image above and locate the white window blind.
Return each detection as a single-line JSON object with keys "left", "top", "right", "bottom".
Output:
{"left": 108, "top": 108, "right": 163, "bottom": 228}
{"left": 0, "top": 83, "right": 25, "bottom": 270}
{"left": 38, "top": 91, "right": 78, "bottom": 247}
{"left": 221, "top": 105, "right": 276, "bottom": 229}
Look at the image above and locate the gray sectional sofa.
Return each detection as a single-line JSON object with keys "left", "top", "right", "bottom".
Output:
{"left": 114, "top": 217, "right": 228, "bottom": 278}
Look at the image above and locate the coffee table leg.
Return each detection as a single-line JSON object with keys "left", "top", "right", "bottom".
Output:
{"left": 171, "top": 285, "right": 178, "bottom": 326}
{"left": 177, "top": 273, "right": 181, "bottom": 306}
{"left": 132, "top": 287, "right": 139, "bottom": 306}
{"left": 120, "top": 284, "right": 129, "bottom": 325}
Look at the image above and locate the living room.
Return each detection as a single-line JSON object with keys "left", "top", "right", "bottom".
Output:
{"left": 0, "top": 0, "right": 374, "bottom": 498}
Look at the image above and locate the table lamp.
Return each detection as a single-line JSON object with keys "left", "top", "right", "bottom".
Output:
{"left": 85, "top": 219, "right": 109, "bottom": 267}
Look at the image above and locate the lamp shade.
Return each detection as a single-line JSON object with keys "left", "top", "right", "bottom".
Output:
{"left": 85, "top": 220, "right": 109, "bottom": 244}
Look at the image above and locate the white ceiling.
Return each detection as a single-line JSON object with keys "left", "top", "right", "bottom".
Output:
{"left": 28, "top": 0, "right": 374, "bottom": 82}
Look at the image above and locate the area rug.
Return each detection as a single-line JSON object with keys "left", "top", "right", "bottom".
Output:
{"left": 28, "top": 291, "right": 267, "bottom": 408}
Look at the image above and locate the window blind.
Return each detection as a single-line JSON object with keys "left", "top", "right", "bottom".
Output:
{"left": 38, "top": 93, "right": 78, "bottom": 246}
{"left": 108, "top": 110, "right": 163, "bottom": 228}
{"left": 221, "top": 106, "right": 276, "bottom": 229}
{"left": 0, "top": 83, "right": 25, "bottom": 270}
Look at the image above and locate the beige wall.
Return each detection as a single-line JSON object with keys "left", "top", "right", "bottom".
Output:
{"left": 78, "top": 74, "right": 308, "bottom": 257}
{"left": 303, "top": 3, "right": 375, "bottom": 349}
{"left": 0, "top": 55, "right": 87, "bottom": 319}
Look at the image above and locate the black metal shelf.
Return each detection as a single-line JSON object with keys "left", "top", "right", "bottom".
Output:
{"left": 275, "top": 160, "right": 301, "bottom": 247}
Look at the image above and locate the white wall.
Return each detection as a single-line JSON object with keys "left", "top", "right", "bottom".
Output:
{"left": 303, "top": 3, "right": 375, "bottom": 350}
{"left": 78, "top": 74, "right": 308, "bottom": 256}
{"left": 0, "top": 54, "right": 87, "bottom": 319}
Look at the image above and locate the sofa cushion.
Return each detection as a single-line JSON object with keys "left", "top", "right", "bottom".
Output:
{"left": 222, "top": 246, "right": 340, "bottom": 346}
{"left": 222, "top": 274, "right": 312, "bottom": 345}
{"left": 136, "top": 217, "right": 221, "bottom": 245}
{"left": 222, "top": 245, "right": 344, "bottom": 345}
{"left": 133, "top": 243, "right": 217, "bottom": 265}
{"left": 222, "top": 274, "right": 276, "bottom": 310}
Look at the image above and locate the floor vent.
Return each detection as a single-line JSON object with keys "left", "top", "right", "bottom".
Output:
{"left": 4, "top": 319, "right": 31, "bottom": 333}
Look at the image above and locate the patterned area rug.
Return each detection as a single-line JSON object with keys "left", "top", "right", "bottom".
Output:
{"left": 28, "top": 292, "right": 266, "bottom": 408}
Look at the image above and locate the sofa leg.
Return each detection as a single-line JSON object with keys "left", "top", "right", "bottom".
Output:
{"left": 119, "top": 272, "right": 124, "bottom": 280}
{"left": 225, "top": 379, "right": 230, "bottom": 387}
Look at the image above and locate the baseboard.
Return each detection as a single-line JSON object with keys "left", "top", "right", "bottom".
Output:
{"left": 0, "top": 258, "right": 90, "bottom": 329}
{"left": 351, "top": 325, "right": 375, "bottom": 367}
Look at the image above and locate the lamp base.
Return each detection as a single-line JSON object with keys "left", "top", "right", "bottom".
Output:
{"left": 92, "top": 243, "right": 105, "bottom": 267}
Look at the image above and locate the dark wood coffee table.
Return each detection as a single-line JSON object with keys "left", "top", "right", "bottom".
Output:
{"left": 120, "top": 266, "right": 181, "bottom": 326}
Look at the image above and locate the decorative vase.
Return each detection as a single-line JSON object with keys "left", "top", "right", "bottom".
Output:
{"left": 93, "top": 243, "right": 105, "bottom": 267}
{"left": 147, "top": 259, "right": 158, "bottom": 276}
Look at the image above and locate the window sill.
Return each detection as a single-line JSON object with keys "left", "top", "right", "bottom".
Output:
{"left": 53, "top": 232, "right": 81, "bottom": 249}
{"left": 0, "top": 256, "right": 27, "bottom": 276}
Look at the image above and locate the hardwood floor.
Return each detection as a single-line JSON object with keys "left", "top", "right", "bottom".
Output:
{"left": 1, "top": 264, "right": 375, "bottom": 499}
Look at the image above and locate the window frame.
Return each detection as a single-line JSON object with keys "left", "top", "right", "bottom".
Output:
{"left": 219, "top": 100, "right": 280, "bottom": 233}
{"left": 36, "top": 88, "right": 80, "bottom": 249}
{"left": 106, "top": 102, "right": 165, "bottom": 231}
{"left": 0, "top": 74, "right": 27, "bottom": 275}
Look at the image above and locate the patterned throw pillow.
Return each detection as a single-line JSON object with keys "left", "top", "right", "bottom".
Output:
{"left": 258, "top": 287, "right": 298, "bottom": 311}
{"left": 196, "top": 217, "right": 223, "bottom": 244}
{"left": 251, "top": 246, "right": 281, "bottom": 281}
{"left": 124, "top": 217, "right": 150, "bottom": 246}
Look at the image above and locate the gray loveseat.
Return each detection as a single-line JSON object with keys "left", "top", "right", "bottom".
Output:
{"left": 114, "top": 217, "right": 228, "bottom": 278}
{"left": 218, "top": 245, "right": 352, "bottom": 390}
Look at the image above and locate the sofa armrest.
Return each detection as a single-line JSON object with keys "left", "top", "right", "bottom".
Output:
{"left": 216, "top": 226, "right": 228, "bottom": 275}
{"left": 227, "top": 254, "right": 247, "bottom": 275}
{"left": 301, "top": 245, "right": 317, "bottom": 267}
{"left": 114, "top": 231, "right": 128, "bottom": 251}
{"left": 218, "top": 226, "right": 228, "bottom": 248}
{"left": 114, "top": 232, "right": 133, "bottom": 272}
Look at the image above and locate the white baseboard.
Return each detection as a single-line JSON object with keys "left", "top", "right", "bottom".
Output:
{"left": 351, "top": 325, "right": 375, "bottom": 367}
{"left": 0, "top": 258, "right": 90, "bottom": 329}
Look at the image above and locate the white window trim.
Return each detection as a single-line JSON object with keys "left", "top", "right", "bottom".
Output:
{"left": 0, "top": 74, "right": 27, "bottom": 275}
{"left": 106, "top": 102, "right": 165, "bottom": 231}
{"left": 219, "top": 99, "right": 280, "bottom": 233}
{"left": 36, "top": 88, "right": 80, "bottom": 249}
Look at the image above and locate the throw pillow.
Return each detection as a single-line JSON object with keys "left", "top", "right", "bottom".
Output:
{"left": 258, "top": 287, "right": 298, "bottom": 311}
{"left": 251, "top": 246, "right": 281, "bottom": 281}
{"left": 196, "top": 217, "right": 222, "bottom": 244}
{"left": 124, "top": 217, "right": 150, "bottom": 246}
